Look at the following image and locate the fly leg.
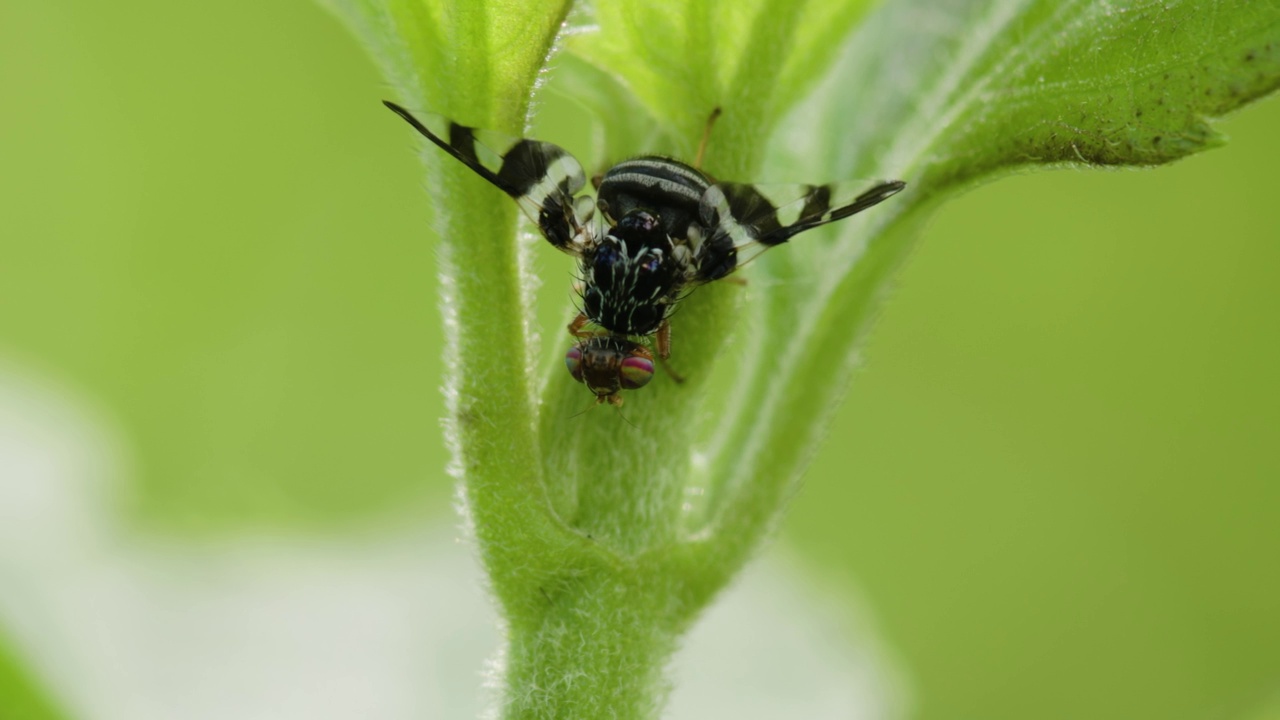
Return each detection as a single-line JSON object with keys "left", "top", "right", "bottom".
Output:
{"left": 655, "top": 319, "right": 686, "bottom": 384}
{"left": 568, "top": 312, "right": 594, "bottom": 338}
{"left": 694, "top": 107, "right": 723, "bottom": 171}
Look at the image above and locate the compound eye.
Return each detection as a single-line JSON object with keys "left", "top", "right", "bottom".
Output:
{"left": 565, "top": 345, "right": 585, "bottom": 383}
{"left": 618, "top": 353, "right": 655, "bottom": 390}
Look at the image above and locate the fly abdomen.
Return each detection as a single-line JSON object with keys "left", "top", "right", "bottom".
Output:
{"left": 597, "top": 157, "right": 711, "bottom": 238}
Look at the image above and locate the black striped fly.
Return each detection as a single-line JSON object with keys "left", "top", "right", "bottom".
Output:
{"left": 384, "top": 101, "right": 905, "bottom": 406}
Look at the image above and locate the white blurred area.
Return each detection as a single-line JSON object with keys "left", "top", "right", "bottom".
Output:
{"left": 0, "top": 361, "right": 904, "bottom": 719}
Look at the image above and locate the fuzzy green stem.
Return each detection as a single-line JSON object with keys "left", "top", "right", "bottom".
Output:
{"left": 501, "top": 572, "right": 678, "bottom": 720}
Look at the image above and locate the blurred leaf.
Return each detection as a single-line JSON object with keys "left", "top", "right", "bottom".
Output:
{"left": 0, "top": 635, "right": 67, "bottom": 720}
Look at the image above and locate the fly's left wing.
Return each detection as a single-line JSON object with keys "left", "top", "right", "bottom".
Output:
{"left": 694, "top": 179, "right": 906, "bottom": 282}
{"left": 383, "top": 101, "right": 593, "bottom": 254}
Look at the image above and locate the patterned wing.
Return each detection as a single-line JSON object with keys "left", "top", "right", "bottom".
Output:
{"left": 694, "top": 179, "right": 906, "bottom": 282}
{"left": 383, "top": 101, "right": 593, "bottom": 254}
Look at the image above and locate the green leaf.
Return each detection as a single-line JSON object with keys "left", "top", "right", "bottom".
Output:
{"left": 567, "top": 0, "right": 884, "bottom": 177}
{"left": 800, "top": 0, "right": 1280, "bottom": 188}
{"left": 323, "top": 0, "right": 1280, "bottom": 716}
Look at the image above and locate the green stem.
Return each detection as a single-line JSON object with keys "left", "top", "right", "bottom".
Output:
{"left": 501, "top": 571, "right": 678, "bottom": 720}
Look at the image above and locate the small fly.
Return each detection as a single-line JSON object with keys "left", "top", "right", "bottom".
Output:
{"left": 384, "top": 101, "right": 905, "bottom": 405}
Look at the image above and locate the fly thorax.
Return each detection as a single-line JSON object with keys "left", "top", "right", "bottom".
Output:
{"left": 580, "top": 210, "right": 680, "bottom": 335}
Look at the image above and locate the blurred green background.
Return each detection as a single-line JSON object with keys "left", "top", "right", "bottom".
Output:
{"left": 1, "top": 1, "right": 1277, "bottom": 719}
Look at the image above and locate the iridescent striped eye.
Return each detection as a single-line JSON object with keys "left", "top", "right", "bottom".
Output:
{"left": 565, "top": 345, "right": 584, "bottom": 383}
{"left": 619, "top": 354, "right": 655, "bottom": 390}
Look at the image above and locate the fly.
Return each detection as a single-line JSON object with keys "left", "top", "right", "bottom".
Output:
{"left": 384, "top": 101, "right": 905, "bottom": 405}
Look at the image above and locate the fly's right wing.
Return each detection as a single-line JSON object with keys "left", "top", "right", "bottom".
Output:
{"left": 694, "top": 179, "right": 906, "bottom": 282}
